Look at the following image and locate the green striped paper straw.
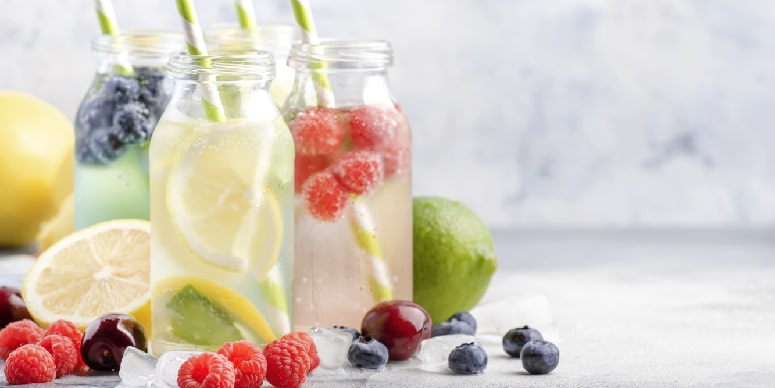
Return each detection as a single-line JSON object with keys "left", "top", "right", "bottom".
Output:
{"left": 289, "top": 0, "right": 334, "bottom": 107}
{"left": 234, "top": 0, "right": 258, "bottom": 33}
{"left": 94, "top": 0, "right": 133, "bottom": 75}
{"left": 174, "top": 0, "right": 226, "bottom": 122}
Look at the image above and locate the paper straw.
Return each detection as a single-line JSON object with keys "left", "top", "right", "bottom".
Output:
{"left": 348, "top": 198, "right": 394, "bottom": 302}
{"left": 234, "top": 0, "right": 258, "bottom": 33}
{"left": 94, "top": 0, "right": 134, "bottom": 75}
{"left": 259, "top": 266, "right": 292, "bottom": 337}
{"left": 175, "top": 0, "right": 226, "bottom": 122}
{"left": 289, "top": 0, "right": 335, "bottom": 107}
{"left": 290, "top": 0, "right": 394, "bottom": 303}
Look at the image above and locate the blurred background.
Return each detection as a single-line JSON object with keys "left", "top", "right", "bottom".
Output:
{"left": 2, "top": 0, "right": 774, "bottom": 229}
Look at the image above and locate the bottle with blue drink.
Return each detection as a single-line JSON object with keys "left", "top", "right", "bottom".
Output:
{"left": 74, "top": 30, "right": 181, "bottom": 230}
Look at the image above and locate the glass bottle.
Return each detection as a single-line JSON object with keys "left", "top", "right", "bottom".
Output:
{"left": 283, "top": 39, "right": 412, "bottom": 330}
{"left": 205, "top": 23, "right": 297, "bottom": 106}
{"left": 149, "top": 50, "right": 295, "bottom": 354}
{"left": 74, "top": 30, "right": 181, "bottom": 230}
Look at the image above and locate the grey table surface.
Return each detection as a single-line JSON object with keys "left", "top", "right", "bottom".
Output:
{"left": 1, "top": 229, "right": 774, "bottom": 387}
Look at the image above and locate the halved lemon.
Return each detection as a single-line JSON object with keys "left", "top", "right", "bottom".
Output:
{"left": 167, "top": 125, "right": 283, "bottom": 277}
{"left": 22, "top": 219, "right": 151, "bottom": 331}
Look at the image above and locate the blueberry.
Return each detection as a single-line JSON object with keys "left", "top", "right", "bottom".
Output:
{"left": 347, "top": 335, "right": 388, "bottom": 369}
{"left": 448, "top": 342, "right": 487, "bottom": 374}
{"left": 136, "top": 67, "right": 169, "bottom": 111}
{"left": 84, "top": 127, "right": 126, "bottom": 164}
{"left": 520, "top": 340, "right": 559, "bottom": 375}
{"left": 104, "top": 76, "right": 140, "bottom": 104}
{"left": 76, "top": 97, "right": 116, "bottom": 132}
{"left": 332, "top": 325, "right": 360, "bottom": 341}
{"left": 432, "top": 320, "right": 475, "bottom": 337}
{"left": 448, "top": 312, "right": 477, "bottom": 333}
{"left": 502, "top": 325, "right": 543, "bottom": 358}
{"left": 113, "top": 102, "right": 151, "bottom": 144}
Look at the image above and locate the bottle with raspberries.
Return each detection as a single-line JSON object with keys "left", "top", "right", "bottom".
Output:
{"left": 74, "top": 30, "right": 181, "bottom": 230}
{"left": 283, "top": 39, "right": 412, "bottom": 330}
{"left": 204, "top": 23, "right": 297, "bottom": 106}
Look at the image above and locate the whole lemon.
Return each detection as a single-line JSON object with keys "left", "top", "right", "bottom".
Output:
{"left": 413, "top": 196, "right": 497, "bottom": 323}
{"left": 0, "top": 92, "right": 73, "bottom": 248}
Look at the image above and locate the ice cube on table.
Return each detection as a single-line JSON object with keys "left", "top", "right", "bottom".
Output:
{"left": 415, "top": 334, "right": 476, "bottom": 372}
{"left": 153, "top": 350, "right": 203, "bottom": 388}
{"left": 119, "top": 346, "right": 157, "bottom": 387}
{"left": 471, "top": 294, "right": 555, "bottom": 335}
{"left": 309, "top": 327, "right": 353, "bottom": 369}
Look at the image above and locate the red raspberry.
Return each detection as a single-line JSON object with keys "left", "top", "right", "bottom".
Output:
{"left": 0, "top": 319, "right": 44, "bottom": 360}
{"left": 177, "top": 352, "right": 236, "bottom": 388}
{"left": 36, "top": 334, "right": 77, "bottom": 377}
{"left": 216, "top": 341, "right": 267, "bottom": 388}
{"left": 380, "top": 142, "right": 411, "bottom": 178}
{"left": 263, "top": 339, "right": 310, "bottom": 388}
{"left": 42, "top": 319, "right": 87, "bottom": 372}
{"left": 281, "top": 332, "right": 319, "bottom": 371}
{"left": 295, "top": 154, "right": 330, "bottom": 193}
{"left": 4, "top": 344, "right": 57, "bottom": 384}
{"left": 302, "top": 171, "right": 350, "bottom": 222}
{"left": 331, "top": 150, "right": 384, "bottom": 195}
{"left": 347, "top": 105, "right": 399, "bottom": 150}
{"left": 290, "top": 107, "right": 345, "bottom": 155}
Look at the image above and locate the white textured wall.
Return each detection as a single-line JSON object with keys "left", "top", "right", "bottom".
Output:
{"left": 2, "top": 0, "right": 774, "bottom": 228}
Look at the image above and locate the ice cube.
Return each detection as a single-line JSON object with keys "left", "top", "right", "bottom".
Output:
{"left": 415, "top": 334, "right": 476, "bottom": 372}
{"left": 119, "top": 346, "right": 157, "bottom": 387}
{"left": 471, "top": 294, "right": 555, "bottom": 335}
{"left": 153, "top": 350, "right": 203, "bottom": 388}
{"left": 309, "top": 327, "right": 353, "bottom": 369}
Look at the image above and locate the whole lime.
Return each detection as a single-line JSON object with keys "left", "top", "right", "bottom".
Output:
{"left": 413, "top": 196, "right": 497, "bottom": 323}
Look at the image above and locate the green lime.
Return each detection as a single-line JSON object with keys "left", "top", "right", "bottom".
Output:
{"left": 413, "top": 196, "right": 498, "bottom": 323}
{"left": 167, "top": 284, "right": 243, "bottom": 346}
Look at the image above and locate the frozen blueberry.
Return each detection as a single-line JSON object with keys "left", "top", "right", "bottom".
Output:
{"left": 502, "top": 325, "right": 543, "bottom": 358}
{"left": 76, "top": 97, "right": 116, "bottom": 132}
{"left": 432, "top": 320, "right": 475, "bottom": 337}
{"left": 113, "top": 101, "right": 151, "bottom": 144}
{"left": 520, "top": 340, "right": 559, "bottom": 375}
{"left": 332, "top": 325, "right": 360, "bottom": 341}
{"left": 448, "top": 312, "right": 477, "bottom": 333}
{"left": 136, "top": 67, "right": 169, "bottom": 112}
{"left": 448, "top": 342, "right": 487, "bottom": 375}
{"left": 347, "top": 335, "right": 388, "bottom": 369}
{"left": 85, "top": 127, "right": 126, "bottom": 164}
{"left": 104, "top": 75, "right": 140, "bottom": 104}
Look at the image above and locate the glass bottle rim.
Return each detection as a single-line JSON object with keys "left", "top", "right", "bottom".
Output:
{"left": 91, "top": 29, "right": 183, "bottom": 58}
{"left": 204, "top": 23, "right": 298, "bottom": 55}
{"left": 288, "top": 39, "right": 393, "bottom": 70}
{"left": 167, "top": 50, "right": 276, "bottom": 81}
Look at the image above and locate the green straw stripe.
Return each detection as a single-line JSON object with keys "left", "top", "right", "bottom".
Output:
{"left": 368, "top": 278, "right": 393, "bottom": 302}
{"left": 96, "top": 10, "right": 118, "bottom": 35}
{"left": 175, "top": 0, "right": 199, "bottom": 25}
{"left": 235, "top": 2, "right": 258, "bottom": 32}
{"left": 185, "top": 42, "right": 204, "bottom": 56}
{"left": 290, "top": 0, "right": 316, "bottom": 34}
{"left": 202, "top": 98, "right": 226, "bottom": 122}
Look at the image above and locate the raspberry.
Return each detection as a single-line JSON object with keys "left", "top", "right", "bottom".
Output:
{"left": 177, "top": 352, "right": 236, "bottom": 388}
{"left": 281, "top": 332, "right": 319, "bottom": 371}
{"left": 263, "top": 339, "right": 310, "bottom": 388}
{"left": 380, "top": 142, "right": 411, "bottom": 178}
{"left": 331, "top": 150, "right": 384, "bottom": 195}
{"left": 216, "top": 341, "right": 267, "bottom": 388}
{"left": 4, "top": 344, "right": 57, "bottom": 384}
{"left": 42, "top": 319, "right": 87, "bottom": 372}
{"left": 290, "top": 107, "right": 345, "bottom": 155}
{"left": 347, "top": 105, "right": 398, "bottom": 150}
{"left": 37, "top": 334, "right": 77, "bottom": 377}
{"left": 295, "top": 154, "right": 330, "bottom": 193}
{"left": 0, "top": 319, "right": 44, "bottom": 359}
{"left": 302, "top": 171, "right": 350, "bottom": 222}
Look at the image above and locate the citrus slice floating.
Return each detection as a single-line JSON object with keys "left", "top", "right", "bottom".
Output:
{"left": 22, "top": 219, "right": 151, "bottom": 331}
{"left": 153, "top": 276, "right": 277, "bottom": 345}
{"left": 167, "top": 126, "right": 282, "bottom": 276}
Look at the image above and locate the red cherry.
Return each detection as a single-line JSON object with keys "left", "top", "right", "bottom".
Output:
{"left": 0, "top": 287, "right": 32, "bottom": 329}
{"left": 360, "top": 300, "right": 431, "bottom": 361}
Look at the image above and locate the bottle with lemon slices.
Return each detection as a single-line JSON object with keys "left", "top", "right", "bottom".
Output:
{"left": 148, "top": 51, "right": 294, "bottom": 354}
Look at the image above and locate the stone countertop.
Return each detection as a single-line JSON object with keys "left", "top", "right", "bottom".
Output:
{"left": 2, "top": 229, "right": 775, "bottom": 387}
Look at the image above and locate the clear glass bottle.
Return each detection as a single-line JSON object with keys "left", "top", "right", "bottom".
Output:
{"left": 74, "top": 30, "right": 181, "bottom": 230}
{"left": 149, "top": 50, "right": 295, "bottom": 354}
{"left": 205, "top": 24, "right": 297, "bottom": 106}
{"left": 283, "top": 39, "right": 412, "bottom": 330}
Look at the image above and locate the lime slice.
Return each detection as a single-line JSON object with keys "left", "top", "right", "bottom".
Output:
{"left": 167, "top": 124, "right": 282, "bottom": 276}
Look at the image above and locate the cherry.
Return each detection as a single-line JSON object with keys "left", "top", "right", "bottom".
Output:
{"left": 360, "top": 300, "right": 432, "bottom": 361}
{"left": 0, "top": 286, "right": 32, "bottom": 329}
{"left": 80, "top": 313, "right": 147, "bottom": 371}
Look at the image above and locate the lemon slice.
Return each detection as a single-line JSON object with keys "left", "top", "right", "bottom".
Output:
{"left": 22, "top": 219, "right": 151, "bottom": 331}
{"left": 153, "top": 276, "right": 277, "bottom": 345}
{"left": 167, "top": 126, "right": 282, "bottom": 276}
